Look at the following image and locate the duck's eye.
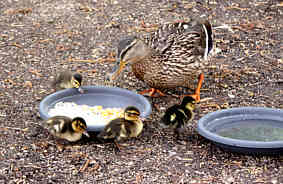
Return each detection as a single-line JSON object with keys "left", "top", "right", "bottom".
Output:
{"left": 78, "top": 122, "right": 86, "bottom": 129}
{"left": 120, "top": 40, "right": 136, "bottom": 60}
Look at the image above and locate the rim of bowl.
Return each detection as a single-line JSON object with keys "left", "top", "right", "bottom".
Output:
{"left": 197, "top": 107, "right": 283, "bottom": 148}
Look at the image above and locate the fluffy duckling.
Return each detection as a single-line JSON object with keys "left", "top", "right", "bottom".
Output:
{"left": 52, "top": 71, "right": 84, "bottom": 93}
{"left": 160, "top": 96, "right": 196, "bottom": 138}
{"left": 45, "top": 116, "right": 90, "bottom": 142}
{"left": 97, "top": 106, "right": 143, "bottom": 147}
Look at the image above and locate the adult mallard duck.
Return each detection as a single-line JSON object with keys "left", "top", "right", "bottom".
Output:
{"left": 107, "top": 19, "right": 213, "bottom": 102}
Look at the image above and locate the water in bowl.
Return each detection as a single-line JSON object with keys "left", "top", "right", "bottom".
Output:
{"left": 216, "top": 119, "right": 283, "bottom": 142}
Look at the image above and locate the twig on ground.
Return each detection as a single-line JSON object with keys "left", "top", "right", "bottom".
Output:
{"left": 79, "top": 159, "right": 91, "bottom": 173}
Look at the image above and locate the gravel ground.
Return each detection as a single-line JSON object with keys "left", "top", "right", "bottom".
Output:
{"left": 0, "top": 0, "right": 282, "bottom": 183}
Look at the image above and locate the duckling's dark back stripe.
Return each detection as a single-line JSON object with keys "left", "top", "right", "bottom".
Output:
{"left": 61, "top": 121, "right": 73, "bottom": 134}
{"left": 177, "top": 108, "right": 193, "bottom": 121}
{"left": 174, "top": 110, "right": 187, "bottom": 128}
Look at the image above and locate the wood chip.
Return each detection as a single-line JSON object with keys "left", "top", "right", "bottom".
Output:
{"left": 88, "top": 163, "right": 99, "bottom": 172}
{"left": 79, "top": 159, "right": 90, "bottom": 172}
{"left": 200, "top": 103, "right": 221, "bottom": 110}
{"left": 79, "top": 5, "right": 93, "bottom": 12}
{"left": 24, "top": 81, "right": 32, "bottom": 88}
{"left": 226, "top": 5, "right": 248, "bottom": 11}
{"left": 135, "top": 173, "right": 143, "bottom": 184}
{"left": 11, "top": 42, "right": 23, "bottom": 48}
{"left": 4, "top": 8, "right": 32, "bottom": 15}
{"left": 67, "top": 57, "right": 115, "bottom": 63}
{"left": 56, "top": 143, "right": 64, "bottom": 152}
{"left": 38, "top": 39, "right": 53, "bottom": 43}
{"left": 56, "top": 45, "right": 69, "bottom": 51}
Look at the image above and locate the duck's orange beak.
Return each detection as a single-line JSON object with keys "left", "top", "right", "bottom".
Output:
{"left": 108, "top": 59, "right": 127, "bottom": 81}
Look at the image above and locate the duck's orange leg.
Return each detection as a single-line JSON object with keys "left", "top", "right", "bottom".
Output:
{"left": 182, "top": 73, "right": 204, "bottom": 102}
{"left": 139, "top": 88, "right": 166, "bottom": 97}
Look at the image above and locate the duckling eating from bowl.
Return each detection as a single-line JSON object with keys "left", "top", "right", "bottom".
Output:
{"left": 97, "top": 106, "right": 143, "bottom": 150}
{"left": 52, "top": 71, "right": 84, "bottom": 93}
{"left": 160, "top": 96, "right": 196, "bottom": 139}
{"left": 45, "top": 116, "right": 90, "bottom": 142}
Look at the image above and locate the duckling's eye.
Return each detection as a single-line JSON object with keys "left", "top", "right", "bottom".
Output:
{"left": 78, "top": 122, "right": 86, "bottom": 129}
{"left": 126, "top": 110, "right": 140, "bottom": 117}
{"left": 128, "top": 112, "right": 139, "bottom": 117}
{"left": 72, "top": 80, "right": 80, "bottom": 88}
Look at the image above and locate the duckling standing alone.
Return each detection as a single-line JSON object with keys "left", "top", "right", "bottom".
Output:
{"left": 108, "top": 19, "right": 213, "bottom": 102}
{"left": 161, "top": 96, "right": 196, "bottom": 139}
{"left": 52, "top": 71, "right": 84, "bottom": 93}
{"left": 97, "top": 106, "right": 143, "bottom": 149}
{"left": 45, "top": 116, "right": 90, "bottom": 142}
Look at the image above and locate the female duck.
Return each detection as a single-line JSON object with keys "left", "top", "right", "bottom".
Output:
{"left": 108, "top": 19, "right": 213, "bottom": 102}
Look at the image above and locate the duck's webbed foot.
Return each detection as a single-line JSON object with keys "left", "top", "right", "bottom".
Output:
{"left": 139, "top": 88, "right": 166, "bottom": 97}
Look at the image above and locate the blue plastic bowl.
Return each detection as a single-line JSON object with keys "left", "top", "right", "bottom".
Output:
{"left": 39, "top": 86, "right": 152, "bottom": 131}
{"left": 197, "top": 107, "right": 283, "bottom": 155}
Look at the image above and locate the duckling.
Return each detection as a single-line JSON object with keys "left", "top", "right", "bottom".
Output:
{"left": 97, "top": 106, "right": 143, "bottom": 149}
{"left": 45, "top": 116, "right": 90, "bottom": 142}
{"left": 52, "top": 71, "right": 84, "bottom": 93}
{"left": 160, "top": 96, "right": 196, "bottom": 139}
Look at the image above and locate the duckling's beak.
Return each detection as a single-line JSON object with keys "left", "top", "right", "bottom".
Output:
{"left": 83, "top": 131, "right": 90, "bottom": 137}
{"left": 108, "top": 58, "right": 127, "bottom": 81}
{"left": 77, "top": 87, "right": 84, "bottom": 93}
{"left": 139, "top": 117, "right": 146, "bottom": 121}
{"left": 194, "top": 103, "right": 201, "bottom": 113}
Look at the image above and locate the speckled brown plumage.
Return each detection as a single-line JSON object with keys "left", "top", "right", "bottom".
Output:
{"left": 109, "top": 19, "right": 213, "bottom": 99}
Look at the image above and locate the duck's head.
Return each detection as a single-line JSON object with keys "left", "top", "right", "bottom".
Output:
{"left": 71, "top": 117, "right": 90, "bottom": 137}
{"left": 71, "top": 73, "right": 84, "bottom": 93}
{"left": 107, "top": 36, "right": 150, "bottom": 81}
{"left": 181, "top": 96, "right": 196, "bottom": 111}
{"left": 124, "top": 106, "right": 141, "bottom": 121}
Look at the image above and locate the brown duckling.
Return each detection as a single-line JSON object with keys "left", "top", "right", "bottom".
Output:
{"left": 97, "top": 106, "right": 143, "bottom": 148}
{"left": 45, "top": 116, "right": 90, "bottom": 142}
{"left": 52, "top": 71, "right": 84, "bottom": 93}
{"left": 160, "top": 96, "right": 196, "bottom": 139}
